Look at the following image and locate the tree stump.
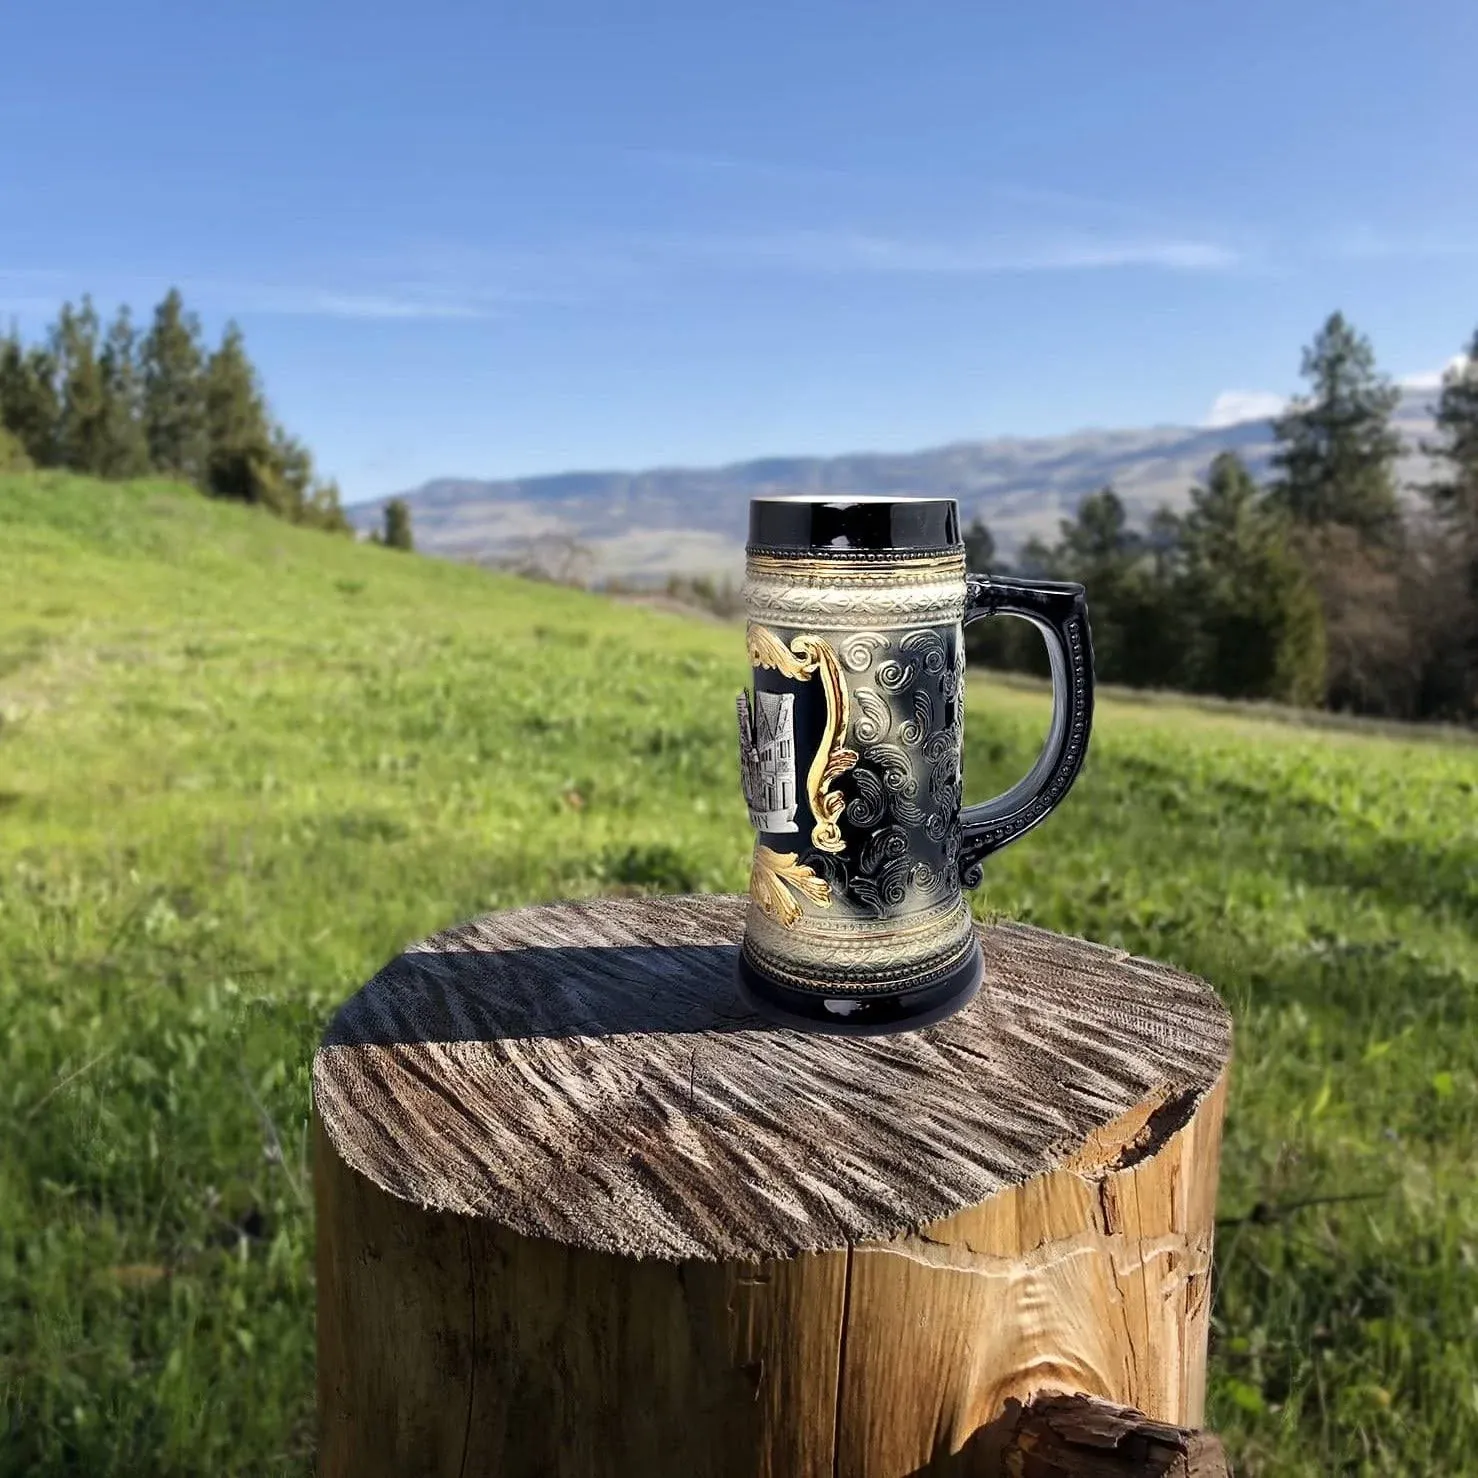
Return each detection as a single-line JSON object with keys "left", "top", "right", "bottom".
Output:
{"left": 314, "top": 895, "right": 1231, "bottom": 1478}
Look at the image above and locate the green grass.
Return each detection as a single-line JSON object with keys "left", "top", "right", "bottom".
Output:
{"left": 2, "top": 470, "right": 1475, "bottom": 1476}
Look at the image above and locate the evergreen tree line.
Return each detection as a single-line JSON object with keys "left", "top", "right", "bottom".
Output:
{"left": 968, "top": 312, "right": 1478, "bottom": 724}
{"left": 371, "top": 497, "right": 415, "bottom": 551}
{"left": 0, "top": 290, "right": 350, "bottom": 532}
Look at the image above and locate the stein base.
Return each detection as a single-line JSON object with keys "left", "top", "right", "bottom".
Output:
{"left": 736, "top": 938, "right": 984, "bottom": 1037}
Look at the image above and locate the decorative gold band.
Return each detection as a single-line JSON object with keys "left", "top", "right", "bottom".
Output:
{"left": 745, "top": 550, "right": 966, "bottom": 585}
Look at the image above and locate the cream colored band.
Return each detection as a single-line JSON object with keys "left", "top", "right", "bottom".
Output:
{"left": 743, "top": 550, "right": 967, "bottom": 629}
{"left": 743, "top": 894, "right": 975, "bottom": 991}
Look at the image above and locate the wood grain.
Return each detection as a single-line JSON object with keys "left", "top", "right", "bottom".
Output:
{"left": 313, "top": 895, "right": 1233, "bottom": 1477}
{"left": 832, "top": 1070, "right": 1227, "bottom": 1474}
{"left": 313, "top": 894, "right": 1230, "bottom": 1262}
{"left": 996, "top": 1392, "right": 1231, "bottom": 1476}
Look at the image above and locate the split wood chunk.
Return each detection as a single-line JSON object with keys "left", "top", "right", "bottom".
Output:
{"left": 314, "top": 894, "right": 1232, "bottom": 1478}
{"left": 998, "top": 1392, "right": 1232, "bottom": 1477}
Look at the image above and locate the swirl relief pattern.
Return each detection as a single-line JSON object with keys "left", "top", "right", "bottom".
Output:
{"left": 835, "top": 622, "right": 964, "bottom": 919}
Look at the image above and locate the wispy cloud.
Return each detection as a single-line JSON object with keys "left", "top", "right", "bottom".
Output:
{"left": 227, "top": 285, "right": 503, "bottom": 321}
{"left": 626, "top": 149, "right": 1223, "bottom": 235}
{"left": 626, "top": 146, "right": 855, "bottom": 185}
{"left": 1325, "top": 228, "right": 1478, "bottom": 263}
{"left": 0, "top": 267, "right": 511, "bottom": 322}
{"left": 674, "top": 229, "right": 1239, "bottom": 275}
{"left": 2, "top": 216, "right": 1240, "bottom": 333}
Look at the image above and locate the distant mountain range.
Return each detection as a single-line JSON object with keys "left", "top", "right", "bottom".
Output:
{"left": 347, "top": 389, "right": 1441, "bottom": 584}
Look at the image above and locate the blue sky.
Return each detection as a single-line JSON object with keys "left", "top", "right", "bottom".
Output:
{"left": 3, "top": 1, "right": 1477, "bottom": 502}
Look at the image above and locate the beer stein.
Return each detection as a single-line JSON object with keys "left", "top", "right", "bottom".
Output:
{"left": 736, "top": 496, "right": 1094, "bottom": 1033}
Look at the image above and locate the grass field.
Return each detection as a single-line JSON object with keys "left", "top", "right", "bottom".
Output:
{"left": 2, "top": 471, "right": 1475, "bottom": 1476}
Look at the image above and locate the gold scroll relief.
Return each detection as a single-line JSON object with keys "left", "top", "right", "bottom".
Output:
{"left": 749, "top": 846, "right": 833, "bottom": 929}
{"left": 745, "top": 624, "right": 858, "bottom": 854}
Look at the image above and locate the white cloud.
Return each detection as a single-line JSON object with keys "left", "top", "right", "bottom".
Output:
{"left": 1201, "top": 359, "right": 1470, "bottom": 427}
{"left": 1400, "top": 369, "right": 1444, "bottom": 392}
{"left": 1204, "top": 390, "right": 1288, "bottom": 428}
{"left": 1399, "top": 355, "right": 1469, "bottom": 392}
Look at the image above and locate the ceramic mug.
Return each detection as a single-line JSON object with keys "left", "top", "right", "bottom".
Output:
{"left": 735, "top": 496, "right": 1095, "bottom": 1033}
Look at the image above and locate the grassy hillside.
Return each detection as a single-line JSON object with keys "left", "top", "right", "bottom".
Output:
{"left": 2, "top": 471, "right": 1475, "bottom": 1476}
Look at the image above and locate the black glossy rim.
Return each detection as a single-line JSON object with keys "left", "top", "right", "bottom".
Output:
{"left": 747, "top": 496, "right": 962, "bottom": 553}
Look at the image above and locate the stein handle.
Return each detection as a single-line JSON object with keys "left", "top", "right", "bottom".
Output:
{"left": 958, "top": 575, "right": 1095, "bottom": 887}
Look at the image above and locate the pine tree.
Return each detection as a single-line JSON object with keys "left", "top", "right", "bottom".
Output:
{"left": 0, "top": 329, "right": 60, "bottom": 466}
{"left": 97, "top": 305, "right": 150, "bottom": 478}
{"left": 382, "top": 498, "right": 414, "bottom": 551}
{"left": 3, "top": 289, "right": 351, "bottom": 540}
{"left": 140, "top": 289, "right": 207, "bottom": 482}
{"left": 1056, "top": 486, "right": 1143, "bottom": 569}
{"left": 0, "top": 424, "right": 31, "bottom": 472}
{"left": 960, "top": 516, "right": 1045, "bottom": 675}
{"left": 962, "top": 516, "right": 995, "bottom": 570}
{"left": 1176, "top": 452, "right": 1325, "bottom": 705}
{"left": 1425, "top": 328, "right": 1478, "bottom": 541}
{"left": 1145, "top": 506, "right": 1183, "bottom": 585}
{"left": 262, "top": 425, "right": 349, "bottom": 531}
{"left": 52, "top": 298, "right": 111, "bottom": 475}
{"left": 1040, "top": 488, "right": 1179, "bottom": 687}
{"left": 1270, "top": 312, "right": 1403, "bottom": 547}
{"left": 202, "top": 321, "right": 280, "bottom": 507}
{"left": 270, "top": 424, "right": 314, "bottom": 520}
{"left": 1419, "top": 331, "right": 1478, "bottom": 717}
{"left": 300, "top": 474, "right": 352, "bottom": 534}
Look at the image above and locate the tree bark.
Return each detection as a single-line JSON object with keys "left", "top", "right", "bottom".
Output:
{"left": 314, "top": 894, "right": 1231, "bottom": 1478}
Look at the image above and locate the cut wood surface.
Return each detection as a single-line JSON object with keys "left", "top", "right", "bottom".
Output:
{"left": 314, "top": 894, "right": 1232, "bottom": 1478}
{"left": 315, "top": 894, "right": 1229, "bottom": 1261}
